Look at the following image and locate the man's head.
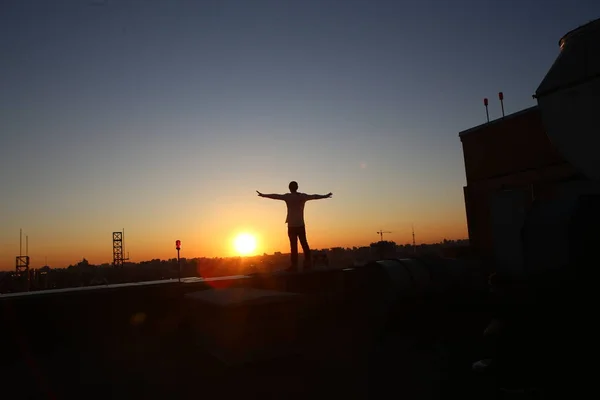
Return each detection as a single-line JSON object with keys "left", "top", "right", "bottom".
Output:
{"left": 289, "top": 181, "right": 298, "bottom": 193}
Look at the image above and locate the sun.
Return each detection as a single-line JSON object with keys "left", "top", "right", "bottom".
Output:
{"left": 233, "top": 233, "right": 257, "bottom": 256}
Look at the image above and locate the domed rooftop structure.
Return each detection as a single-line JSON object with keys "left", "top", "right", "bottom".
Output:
{"left": 535, "top": 18, "right": 600, "bottom": 181}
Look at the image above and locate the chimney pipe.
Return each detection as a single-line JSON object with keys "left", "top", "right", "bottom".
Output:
{"left": 499, "top": 92, "right": 505, "bottom": 117}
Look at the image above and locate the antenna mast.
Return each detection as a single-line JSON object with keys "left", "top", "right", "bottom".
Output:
{"left": 412, "top": 225, "right": 416, "bottom": 254}
{"left": 16, "top": 229, "right": 30, "bottom": 291}
{"left": 112, "top": 228, "right": 129, "bottom": 267}
{"left": 123, "top": 228, "right": 129, "bottom": 263}
{"left": 484, "top": 98, "right": 490, "bottom": 123}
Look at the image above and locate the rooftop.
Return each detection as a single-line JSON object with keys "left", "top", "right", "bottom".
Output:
{"left": 458, "top": 106, "right": 539, "bottom": 138}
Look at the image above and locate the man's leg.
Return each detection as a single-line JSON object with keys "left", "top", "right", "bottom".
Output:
{"left": 298, "top": 226, "right": 312, "bottom": 269}
{"left": 288, "top": 227, "right": 299, "bottom": 270}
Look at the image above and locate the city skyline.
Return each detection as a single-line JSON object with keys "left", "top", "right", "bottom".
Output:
{"left": 2, "top": 1, "right": 599, "bottom": 270}
{"left": 3, "top": 227, "right": 463, "bottom": 270}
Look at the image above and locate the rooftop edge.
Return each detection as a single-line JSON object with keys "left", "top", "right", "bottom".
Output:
{"left": 458, "top": 105, "right": 539, "bottom": 138}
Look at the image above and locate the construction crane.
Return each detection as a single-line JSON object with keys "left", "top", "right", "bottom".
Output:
{"left": 376, "top": 230, "right": 392, "bottom": 242}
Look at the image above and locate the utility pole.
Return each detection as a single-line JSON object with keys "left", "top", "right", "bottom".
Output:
{"left": 175, "top": 240, "right": 181, "bottom": 282}
{"left": 412, "top": 225, "right": 417, "bottom": 254}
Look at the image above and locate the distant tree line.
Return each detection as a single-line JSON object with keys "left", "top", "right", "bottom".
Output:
{"left": 0, "top": 239, "right": 470, "bottom": 294}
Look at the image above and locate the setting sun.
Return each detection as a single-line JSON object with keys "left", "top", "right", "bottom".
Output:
{"left": 233, "top": 233, "right": 257, "bottom": 256}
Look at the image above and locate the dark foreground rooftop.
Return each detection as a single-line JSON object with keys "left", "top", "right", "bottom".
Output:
{"left": 0, "top": 260, "right": 581, "bottom": 399}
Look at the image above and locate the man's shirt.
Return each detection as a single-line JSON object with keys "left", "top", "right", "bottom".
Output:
{"left": 263, "top": 192, "right": 322, "bottom": 227}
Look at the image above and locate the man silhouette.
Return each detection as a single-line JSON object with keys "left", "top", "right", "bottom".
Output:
{"left": 257, "top": 181, "right": 332, "bottom": 272}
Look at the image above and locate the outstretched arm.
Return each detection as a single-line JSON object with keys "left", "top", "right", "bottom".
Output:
{"left": 256, "top": 190, "right": 285, "bottom": 200}
{"left": 305, "top": 192, "right": 333, "bottom": 200}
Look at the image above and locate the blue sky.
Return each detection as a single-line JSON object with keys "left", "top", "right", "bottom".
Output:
{"left": 1, "top": 0, "right": 599, "bottom": 268}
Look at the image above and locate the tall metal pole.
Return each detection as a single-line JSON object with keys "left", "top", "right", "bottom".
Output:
{"left": 412, "top": 225, "right": 416, "bottom": 254}
{"left": 176, "top": 240, "right": 181, "bottom": 282}
{"left": 484, "top": 98, "right": 490, "bottom": 123}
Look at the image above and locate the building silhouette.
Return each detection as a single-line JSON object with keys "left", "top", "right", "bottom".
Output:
{"left": 459, "top": 17, "right": 600, "bottom": 274}
{"left": 459, "top": 104, "right": 578, "bottom": 269}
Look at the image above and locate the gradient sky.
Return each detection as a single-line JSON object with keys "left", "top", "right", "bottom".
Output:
{"left": 1, "top": 0, "right": 599, "bottom": 269}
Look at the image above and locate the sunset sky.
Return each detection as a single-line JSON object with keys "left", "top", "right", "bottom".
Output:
{"left": 1, "top": 0, "right": 599, "bottom": 270}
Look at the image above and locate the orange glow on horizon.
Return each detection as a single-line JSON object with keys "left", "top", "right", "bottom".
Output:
{"left": 0, "top": 231, "right": 469, "bottom": 270}
{"left": 0, "top": 214, "right": 468, "bottom": 271}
